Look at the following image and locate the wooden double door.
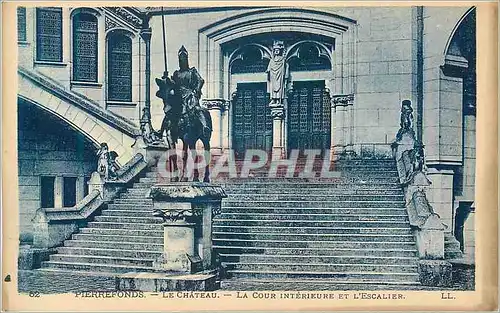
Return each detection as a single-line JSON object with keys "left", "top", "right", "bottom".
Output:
{"left": 231, "top": 81, "right": 331, "bottom": 157}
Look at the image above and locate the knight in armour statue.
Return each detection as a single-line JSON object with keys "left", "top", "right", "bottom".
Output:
{"left": 267, "top": 41, "right": 289, "bottom": 106}
{"left": 172, "top": 45, "right": 209, "bottom": 132}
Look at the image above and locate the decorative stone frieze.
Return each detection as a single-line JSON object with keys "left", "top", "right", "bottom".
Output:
{"left": 104, "top": 7, "right": 144, "bottom": 29}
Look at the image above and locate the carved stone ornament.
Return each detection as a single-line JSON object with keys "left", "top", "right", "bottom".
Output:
{"left": 331, "top": 94, "right": 354, "bottom": 107}
{"left": 152, "top": 208, "right": 194, "bottom": 223}
{"left": 105, "top": 16, "right": 118, "bottom": 31}
{"left": 105, "top": 7, "right": 143, "bottom": 28}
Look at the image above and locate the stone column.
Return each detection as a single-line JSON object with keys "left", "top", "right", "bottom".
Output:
{"left": 202, "top": 99, "right": 228, "bottom": 155}
{"left": 331, "top": 94, "right": 354, "bottom": 160}
{"left": 54, "top": 176, "right": 63, "bottom": 208}
{"left": 139, "top": 27, "right": 152, "bottom": 120}
{"left": 270, "top": 105, "right": 285, "bottom": 160}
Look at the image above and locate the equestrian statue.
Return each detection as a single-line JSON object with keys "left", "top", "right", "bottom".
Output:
{"left": 154, "top": 46, "right": 212, "bottom": 182}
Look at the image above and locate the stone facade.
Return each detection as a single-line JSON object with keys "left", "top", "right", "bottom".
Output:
{"left": 16, "top": 6, "right": 476, "bottom": 258}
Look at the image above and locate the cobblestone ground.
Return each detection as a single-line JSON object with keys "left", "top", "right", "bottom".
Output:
{"left": 17, "top": 270, "right": 117, "bottom": 294}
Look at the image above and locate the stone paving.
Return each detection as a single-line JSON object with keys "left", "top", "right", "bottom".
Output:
{"left": 17, "top": 270, "right": 116, "bottom": 294}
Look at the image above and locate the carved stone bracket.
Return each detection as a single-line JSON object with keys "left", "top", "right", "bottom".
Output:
{"left": 331, "top": 94, "right": 354, "bottom": 107}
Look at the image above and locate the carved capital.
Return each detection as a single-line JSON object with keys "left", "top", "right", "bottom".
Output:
{"left": 270, "top": 106, "right": 285, "bottom": 119}
{"left": 152, "top": 208, "right": 195, "bottom": 223}
{"left": 201, "top": 99, "right": 229, "bottom": 112}
{"left": 140, "top": 27, "right": 152, "bottom": 42}
{"left": 331, "top": 94, "right": 354, "bottom": 107}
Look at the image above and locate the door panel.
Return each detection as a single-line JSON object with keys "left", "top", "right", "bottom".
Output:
{"left": 287, "top": 81, "right": 331, "bottom": 154}
{"left": 232, "top": 83, "right": 272, "bottom": 158}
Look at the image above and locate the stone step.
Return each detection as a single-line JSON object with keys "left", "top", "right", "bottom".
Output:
{"left": 213, "top": 232, "right": 414, "bottom": 242}
{"left": 64, "top": 239, "right": 163, "bottom": 251}
{"left": 112, "top": 199, "right": 153, "bottom": 205}
{"left": 220, "top": 194, "right": 404, "bottom": 202}
{"left": 79, "top": 227, "right": 162, "bottom": 237}
{"left": 224, "top": 262, "right": 418, "bottom": 273}
{"left": 219, "top": 254, "right": 418, "bottom": 265}
{"left": 225, "top": 270, "right": 419, "bottom": 282}
{"left": 220, "top": 182, "right": 400, "bottom": 189}
{"left": 220, "top": 279, "right": 422, "bottom": 291}
{"left": 49, "top": 254, "right": 155, "bottom": 267}
{"left": 213, "top": 246, "right": 418, "bottom": 257}
{"left": 100, "top": 210, "right": 157, "bottom": 217}
{"left": 215, "top": 177, "right": 399, "bottom": 183}
{"left": 219, "top": 207, "right": 407, "bottom": 215}
{"left": 223, "top": 188, "right": 403, "bottom": 195}
{"left": 132, "top": 183, "right": 155, "bottom": 189}
{"left": 107, "top": 203, "right": 154, "bottom": 210}
{"left": 214, "top": 219, "right": 409, "bottom": 228}
{"left": 72, "top": 233, "right": 163, "bottom": 244}
{"left": 93, "top": 216, "right": 163, "bottom": 224}
{"left": 87, "top": 221, "right": 163, "bottom": 231}
{"left": 56, "top": 247, "right": 162, "bottom": 259}
{"left": 41, "top": 261, "right": 154, "bottom": 273}
{"left": 221, "top": 200, "right": 405, "bottom": 208}
{"left": 213, "top": 239, "right": 416, "bottom": 249}
{"left": 213, "top": 225, "right": 412, "bottom": 235}
{"left": 217, "top": 213, "right": 408, "bottom": 222}
{"left": 212, "top": 171, "right": 399, "bottom": 179}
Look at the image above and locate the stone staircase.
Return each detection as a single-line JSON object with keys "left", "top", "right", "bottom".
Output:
{"left": 213, "top": 158, "right": 424, "bottom": 290}
{"left": 37, "top": 156, "right": 457, "bottom": 290}
{"left": 40, "top": 170, "right": 164, "bottom": 274}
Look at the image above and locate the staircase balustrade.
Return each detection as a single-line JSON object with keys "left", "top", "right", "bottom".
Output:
{"left": 32, "top": 153, "right": 148, "bottom": 249}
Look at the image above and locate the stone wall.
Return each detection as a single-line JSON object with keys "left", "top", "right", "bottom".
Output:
{"left": 18, "top": 102, "right": 96, "bottom": 242}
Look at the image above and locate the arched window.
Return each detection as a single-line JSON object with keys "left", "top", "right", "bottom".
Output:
{"left": 107, "top": 33, "right": 132, "bottom": 102}
{"left": 36, "top": 7, "right": 63, "bottom": 62}
{"left": 73, "top": 13, "right": 98, "bottom": 82}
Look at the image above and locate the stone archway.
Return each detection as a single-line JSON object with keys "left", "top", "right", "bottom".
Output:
{"left": 197, "top": 8, "right": 357, "bottom": 155}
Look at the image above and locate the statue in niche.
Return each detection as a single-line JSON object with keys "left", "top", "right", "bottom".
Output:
{"left": 266, "top": 40, "right": 289, "bottom": 106}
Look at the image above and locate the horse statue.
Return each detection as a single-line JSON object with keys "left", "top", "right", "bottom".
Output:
{"left": 155, "top": 46, "right": 212, "bottom": 182}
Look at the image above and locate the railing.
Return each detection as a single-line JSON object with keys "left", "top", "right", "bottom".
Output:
{"left": 32, "top": 153, "right": 148, "bottom": 249}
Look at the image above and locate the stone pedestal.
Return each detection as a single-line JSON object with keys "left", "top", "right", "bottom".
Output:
{"left": 159, "top": 221, "right": 197, "bottom": 272}
{"left": 270, "top": 105, "right": 285, "bottom": 160}
{"left": 131, "top": 136, "right": 170, "bottom": 167}
{"left": 148, "top": 183, "right": 227, "bottom": 274}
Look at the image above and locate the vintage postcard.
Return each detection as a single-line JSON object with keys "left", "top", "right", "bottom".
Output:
{"left": 2, "top": 1, "right": 498, "bottom": 311}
